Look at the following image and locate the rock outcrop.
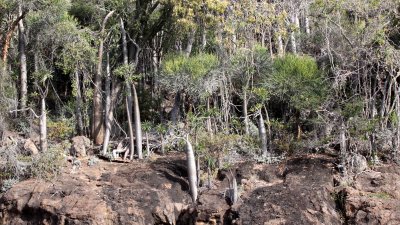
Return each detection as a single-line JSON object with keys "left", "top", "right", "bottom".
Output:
{"left": 1, "top": 153, "right": 400, "bottom": 225}
{"left": 343, "top": 164, "right": 400, "bottom": 224}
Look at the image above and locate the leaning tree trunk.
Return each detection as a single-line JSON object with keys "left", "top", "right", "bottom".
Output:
{"left": 132, "top": 84, "right": 143, "bottom": 159}
{"left": 102, "top": 53, "right": 112, "bottom": 155}
{"left": 92, "top": 10, "right": 115, "bottom": 145}
{"left": 185, "top": 135, "right": 197, "bottom": 202}
{"left": 18, "top": 5, "right": 27, "bottom": 112}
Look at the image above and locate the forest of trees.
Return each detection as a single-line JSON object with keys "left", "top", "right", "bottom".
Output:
{"left": 1, "top": 0, "right": 400, "bottom": 188}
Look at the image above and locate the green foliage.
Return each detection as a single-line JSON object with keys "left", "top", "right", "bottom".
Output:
{"left": 162, "top": 53, "right": 218, "bottom": 79}
{"left": 31, "top": 146, "right": 65, "bottom": 180}
{"left": 47, "top": 118, "right": 74, "bottom": 140}
{"left": 269, "top": 54, "right": 328, "bottom": 111}
{"left": 113, "top": 64, "right": 140, "bottom": 81}
{"left": 342, "top": 97, "right": 364, "bottom": 119}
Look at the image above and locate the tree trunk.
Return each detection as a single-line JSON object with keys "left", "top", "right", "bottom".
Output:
{"left": 146, "top": 132, "right": 150, "bottom": 157}
{"left": 243, "top": 89, "right": 249, "bottom": 135}
{"left": 268, "top": 28, "right": 273, "bottom": 58}
{"left": 92, "top": 10, "right": 114, "bottom": 145}
{"left": 132, "top": 84, "right": 143, "bottom": 159}
{"left": 120, "top": 18, "right": 135, "bottom": 159}
{"left": 185, "top": 135, "right": 197, "bottom": 202}
{"left": 206, "top": 97, "right": 213, "bottom": 135}
{"left": 340, "top": 119, "right": 347, "bottom": 162}
{"left": 40, "top": 97, "right": 47, "bottom": 152}
{"left": 74, "top": 71, "right": 84, "bottom": 135}
{"left": 258, "top": 109, "right": 268, "bottom": 156}
{"left": 305, "top": 16, "right": 310, "bottom": 34}
{"left": 18, "top": 6, "right": 27, "bottom": 112}
{"left": 185, "top": 28, "right": 196, "bottom": 57}
{"left": 290, "top": 14, "right": 297, "bottom": 54}
{"left": 102, "top": 53, "right": 112, "bottom": 155}
{"left": 277, "top": 34, "right": 284, "bottom": 56}
{"left": 171, "top": 91, "right": 181, "bottom": 123}
{"left": 201, "top": 25, "right": 207, "bottom": 51}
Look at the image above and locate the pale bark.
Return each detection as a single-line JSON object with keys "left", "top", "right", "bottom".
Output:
{"left": 243, "top": 90, "right": 249, "bottom": 135}
{"left": 18, "top": 5, "right": 27, "bottom": 112}
{"left": 132, "top": 84, "right": 143, "bottom": 159}
{"left": 290, "top": 14, "right": 298, "bottom": 54}
{"left": 340, "top": 119, "right": 347, "bottom": 161}
{"left": 206, "top": 97, "right": 213, "bottom": 135}
{"left": 40, "top": 97, "right": 47, "bottom": 152}
{"left": 185, "top": 136, "right": 197, "bottom": 202}
{"left": 259, "top": 110, "right": 268, "bottom": 156}
{"left": 120, "top": 18, "right": 135, "bottom": 158}
{"left": 146, "top": 132, "right": 150, "bottom": 157}
{"left": 74, "top": 71, "right": 84, "bottom": 135}
{"left": 305, "top": 16, "right": 310, "bottom": 34}
{"left": 201, "top": 26, "right": 207, "bottom": 51}
{"left": 277, "top": 35, "right": 284, "bottom": 56}
{"left": 185, "top": 29, "right": 196, "bottom": 57}
{"left": 93, "top": 10, "right": 114, "bottom": 145}
{"left": 102, "top": 53, "right": 112, "bottom": 155}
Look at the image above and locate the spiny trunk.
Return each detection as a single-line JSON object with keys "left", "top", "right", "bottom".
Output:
{"left": 120, "top": 18, "right": 135, "bottom": 159}
{"left": 132, "top": 84, "right": 143, "bottom": 159}
{"left": 74, "top": 71, "right": 84, "bottom": 135}
{"left": 40, "top": 97, "right": 47, "bottom": 152}
{"left": 92, "top": 10, "right": 114, "bottom": 145}
{"left": 18, "top": 6, "right": 27, "bottom": 112}
{"left": 102, "top": 53, "right": 112, "bottom": 155}
{"left": 185, "top": 136, "right": 197, "bottom": 202}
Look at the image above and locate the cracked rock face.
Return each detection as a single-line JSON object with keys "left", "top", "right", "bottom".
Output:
{"left": 343, "top": 165, "right": 400, "bottom": 225}
{"left": 1, "top": 153, "right": 399, "bottom": 225}
{"left": 0, "top": 154, "right": 192, "bottom": 225}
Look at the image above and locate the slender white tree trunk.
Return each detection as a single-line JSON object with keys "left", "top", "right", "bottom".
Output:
{"left": 243, "top": 90, "right": 249, "bottom": 135}
{"left": 185, "top": 135, "right": 197, "bottom": 202}
{"left": 120, "top": 18, "right": 135, "bottom": 158}
{"left": 185, "top": 29, "right": 196, "bottom": 57}
{"left": 102, "top": 53, "right": 112, "bottom": 155}
{"left": 18, "top": 5, "right": 27, "bottom": 112}
{"left": 259, "top": 110, "right": 268, "bottom": 156}
{"left": 132, "top": 84, "right": 143, "bottom": 159}
{"left": 93, "top": 10, "right": 114, "bottom": 145}
{"left": 277, "top": 34, "right": 284, "bottom": 56}
{"left": 40, "top": 96, "right": 47, "bottom": 152}
{"left": 340, "top": 119, "right": 347, "bottom": 162}
{"left": 74, "top": 71, "right": 84, "bottom": 135}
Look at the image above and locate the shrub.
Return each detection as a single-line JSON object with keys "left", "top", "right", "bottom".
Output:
{"left": 47, "top": 118, "right": 74, "bottom": 140}
{"left": 30, "top": 145, "right": 65, "bottom": 179}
